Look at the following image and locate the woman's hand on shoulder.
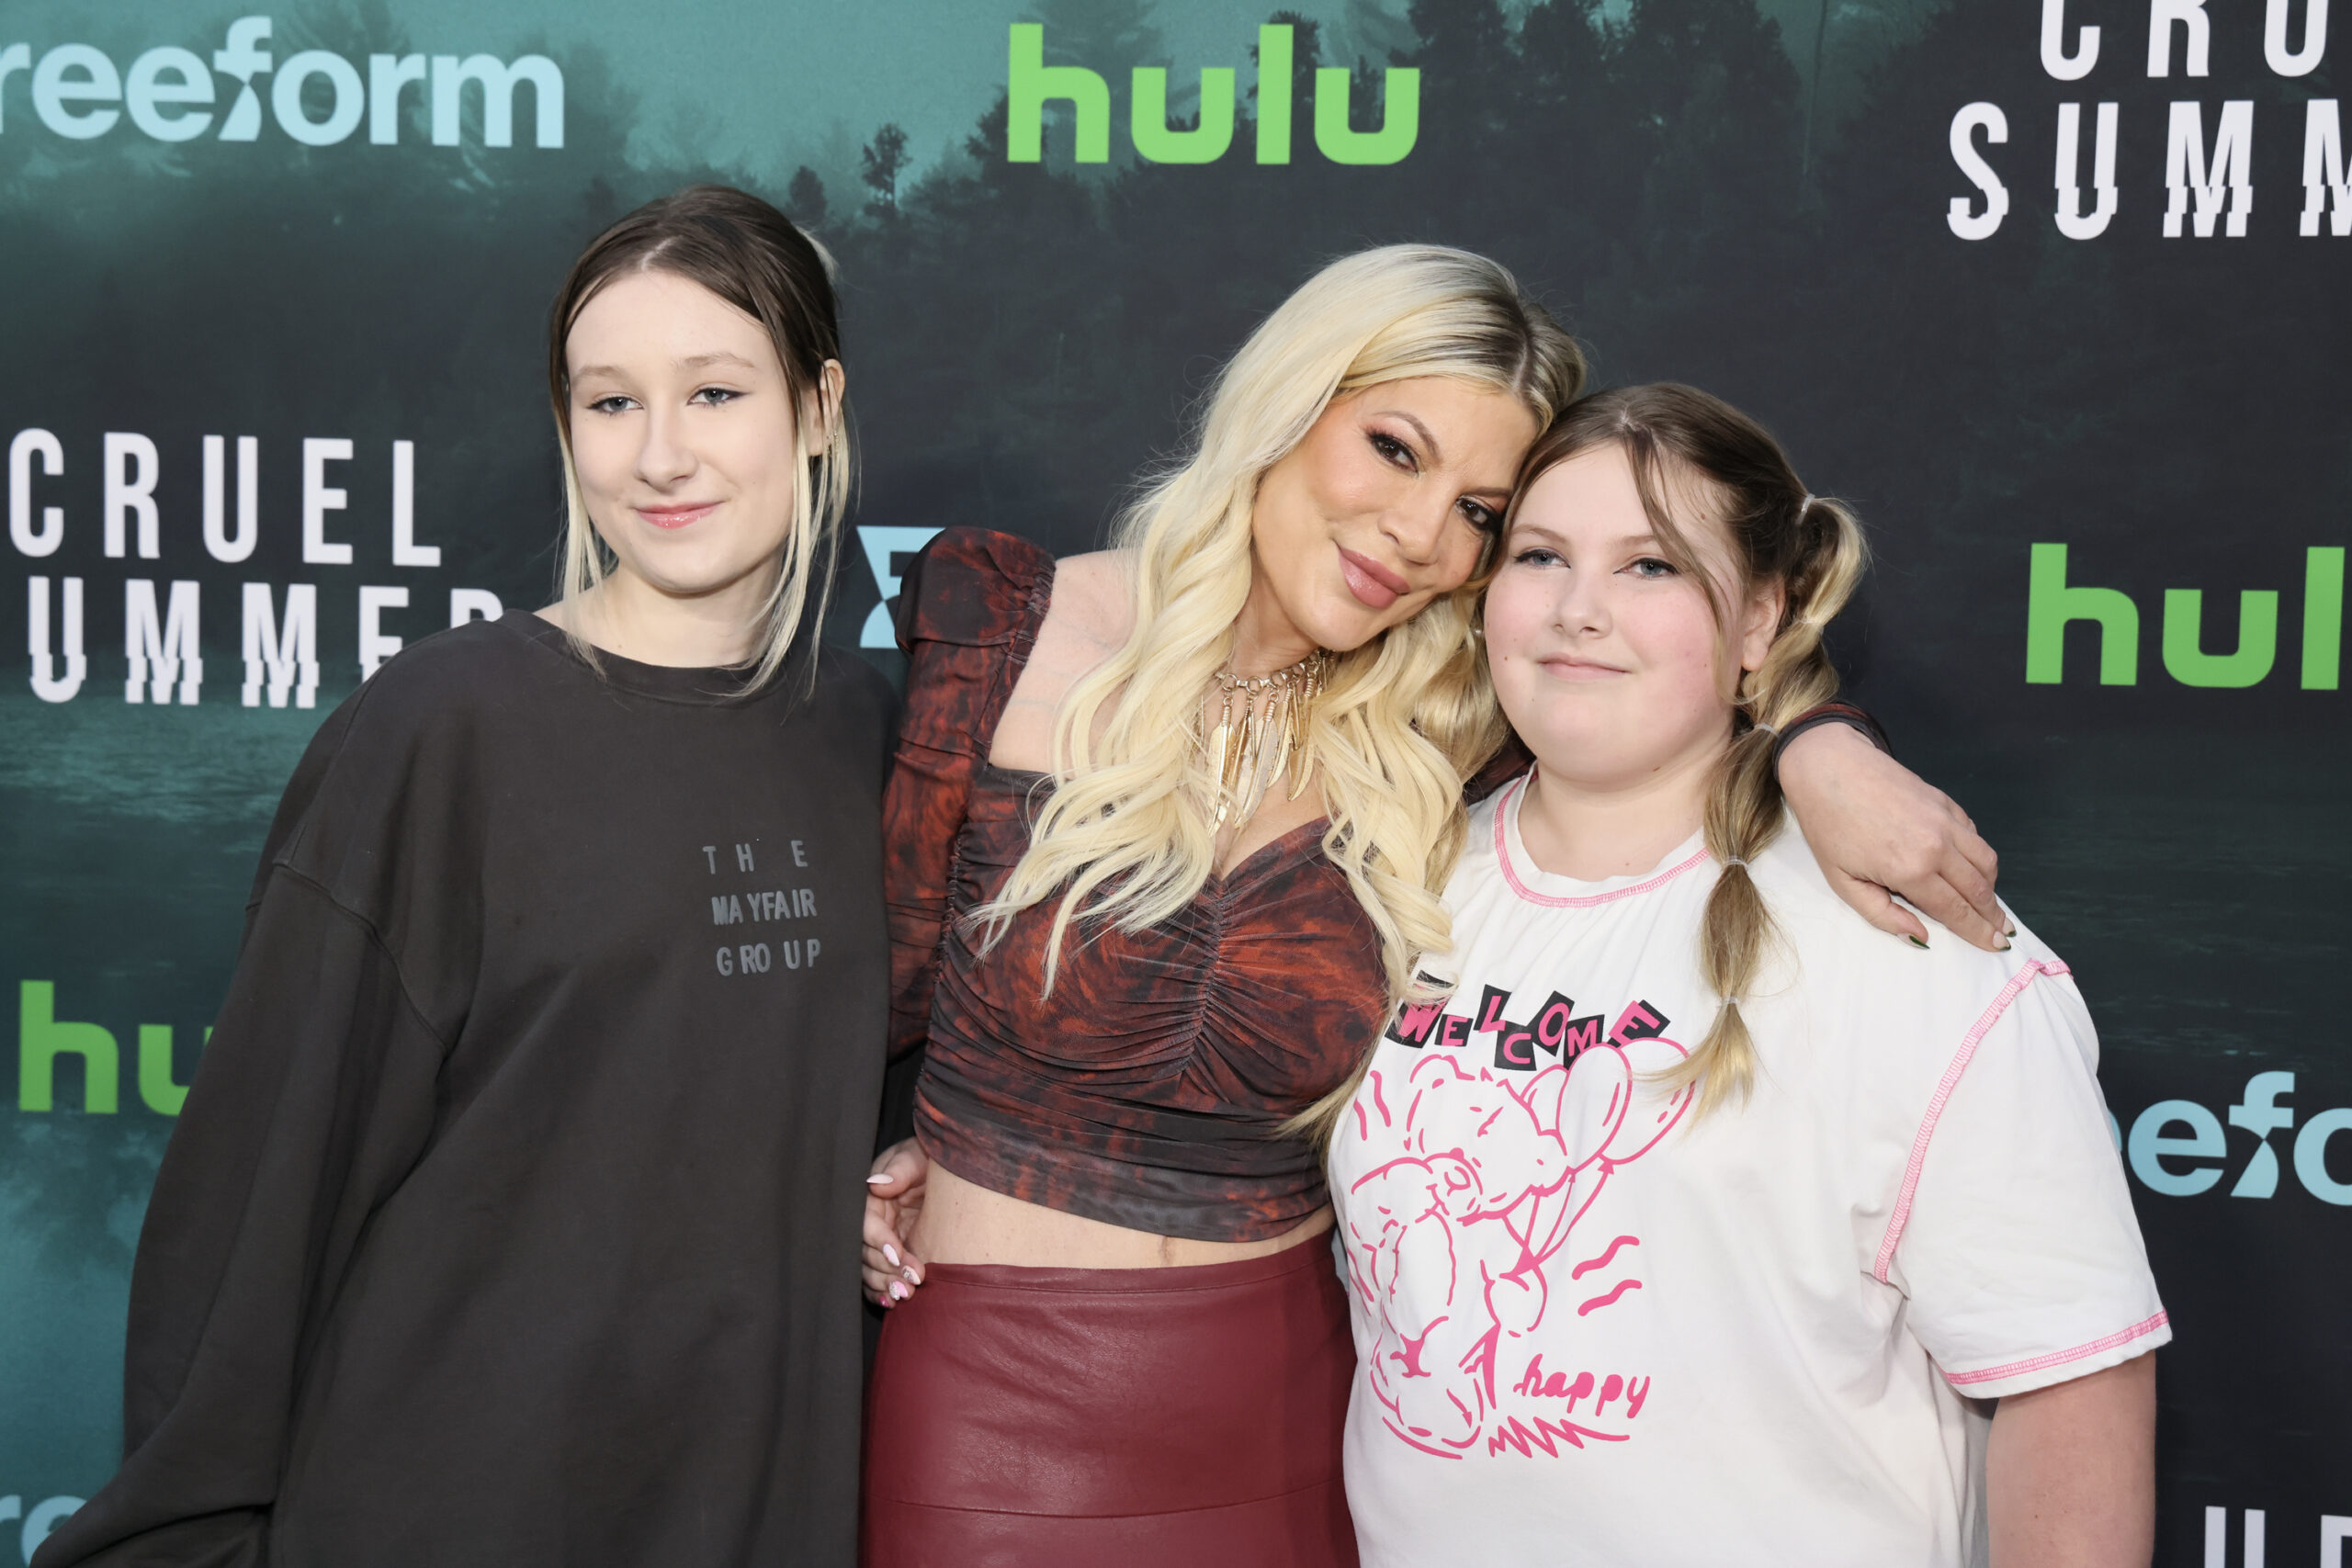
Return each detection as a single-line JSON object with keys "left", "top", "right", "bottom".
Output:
{"left": 1778, "top": 723, "right": 2010, "bottom": 952}
{"left": 863, "top": 1138, "right": 929, "bottom": 1307}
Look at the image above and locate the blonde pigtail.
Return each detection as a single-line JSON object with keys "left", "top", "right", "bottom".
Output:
{"left": 1667, "top": 492, "right": 1868, "bottom": 1115}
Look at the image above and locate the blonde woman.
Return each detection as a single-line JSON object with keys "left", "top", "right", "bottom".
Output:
{"left": 857, "top": 249, "right": 2006, "bottom": 1565}
{"left": 1330, "top": 384, "right": 2162, "bottom": 1565}
{"left": 38, "top": 188, "right": 890, "bottom": 1568}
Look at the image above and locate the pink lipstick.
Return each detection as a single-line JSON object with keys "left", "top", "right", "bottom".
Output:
{"left": 637, "top": 502, "right": 718, "bottom": 530}
{"left": 1338, "top": 547, "right": 1409, "bottom": 610}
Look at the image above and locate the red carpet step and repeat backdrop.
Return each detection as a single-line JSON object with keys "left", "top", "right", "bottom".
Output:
{"left": 0, "top": 0, "right": 2344, "bottom": 1561}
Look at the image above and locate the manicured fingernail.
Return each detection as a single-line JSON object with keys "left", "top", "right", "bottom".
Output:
{"left": 1907, "top": 934, "right": 1928, "bottom": 949}
{"left": 1997, "top": 939, "right": 2013, "bottom": 951}
{"left": 883, "top": 1244, "right": 900, "bottom": 1267}
{"left": 888, "top": 1280, "right": 909, "bottom": 1302}
{"left": 2005, "top": 925, "right": 2018, "bottom": 938}
{"left": 902, "top": 1267, "right": 921, "bottom": 1285}
{"left": 865, "top": 1174, "right": 892, "bottom": 1185}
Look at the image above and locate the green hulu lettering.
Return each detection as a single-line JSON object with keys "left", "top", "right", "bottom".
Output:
{"left": 1006, "top": 23, "right": 1419, "bottom": 166}
{"left": 2162, "top": 589, "right": 2278, "bottom": 687}
{"left": 2025, "top": 542, "right": 2344, "bottom": 692}
{"left": 2025, "top": 543, "right": 2138, "bottom": 685}
{"left": 2304, "top": 547, "right": 2344, "bottom": 690}
{"left": 138, "top": 1023, "right": 193, "bottom": 1115}
{"left": 18, "top": 980, "right": 118, "bottom": 1114}
{"left": 1315, "top": 67, "right": 1420, "bottom": 164}
{"left": 1257, "top": 25, "right": 1293, "bottom": 164}
{"left": 1006, "top": 23, "right": 1109, "bottom": 164}
{"left": 1132, "top": 67, "right": 1235, "bottom": 164}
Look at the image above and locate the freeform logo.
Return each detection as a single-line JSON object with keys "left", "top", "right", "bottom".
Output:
{"left": 2, "top": 1495, "right": 85, "bottom": 1566}
{"left": 1008, "top": 23, "right": 1419, "bottom": 168}
{"left": 2025, "top": 543, "right": 2343, "bottom": 688}
{"left": 0, "top": 17, "right": 562, "bottom": 149}
{"left": 2119, "top": 1071, "right": 2352, "bottom": 1204}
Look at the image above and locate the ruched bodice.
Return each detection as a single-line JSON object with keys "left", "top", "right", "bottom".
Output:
{"left": 883, "top": 529, "right": 1389, "bottom": 1241}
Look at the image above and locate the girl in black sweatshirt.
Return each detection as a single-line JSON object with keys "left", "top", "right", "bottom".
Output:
{"left": 37, "top": 186, "right": 893, "bottom": 1568}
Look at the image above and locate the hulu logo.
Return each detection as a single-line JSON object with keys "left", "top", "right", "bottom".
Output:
{"left": 1007, "top": 23, "right": 1419, "bottom": 168}
{"left": 2025, "top": 543, "right": 2344, "bottom": 688}
{"left": 17, "top": 980, "right": 197, "bottom": 1115}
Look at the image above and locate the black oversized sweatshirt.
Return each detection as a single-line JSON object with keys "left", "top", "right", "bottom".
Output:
{"left": 34, "top": 613, "right": 894, "bottom": 1568}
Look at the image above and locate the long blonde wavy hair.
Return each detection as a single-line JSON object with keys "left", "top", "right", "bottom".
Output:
{"left": 1505, "top": 384, "right": 1869, "bottom": 1118}
{"left": 978, "top": 245, "right": 1585, "bottom": 1124}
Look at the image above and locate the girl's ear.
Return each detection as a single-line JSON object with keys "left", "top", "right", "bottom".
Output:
{"left": 806, "top": 359, "right": 847, "bottom": 447}
{"left": 1738, "top": 578, "right": 1786, "bottom": 674}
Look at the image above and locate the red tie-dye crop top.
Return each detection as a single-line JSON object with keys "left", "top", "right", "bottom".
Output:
{"left": 883, "top": 528, "right": 1390, "bottom": 1243}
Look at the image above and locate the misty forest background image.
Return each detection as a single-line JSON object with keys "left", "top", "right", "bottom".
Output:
{"left": 1, "top": 0, "right": 2344, "bottom": 1557}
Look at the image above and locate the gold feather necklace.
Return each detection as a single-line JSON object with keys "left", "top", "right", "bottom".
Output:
{"left": 1199, "top": 649, "right": 1331, "bottom": 829}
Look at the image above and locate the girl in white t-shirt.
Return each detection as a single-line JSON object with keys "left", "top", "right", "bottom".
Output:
{"left": 1330, "top": 383, "right": 2166, "bottom": 1568}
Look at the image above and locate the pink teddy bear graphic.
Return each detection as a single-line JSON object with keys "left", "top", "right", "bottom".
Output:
{"left": 1345, "top": 1028, "right": 1691, "bottom": 1458}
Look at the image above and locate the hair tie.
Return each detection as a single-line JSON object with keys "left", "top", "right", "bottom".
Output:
{"left": 1722, "top": 855, "right": 1750, "bottom": 872}
{"left": 1747, "top": 720, "right": 1779, "bottom": 738}
{"left": 1796, "top": 492, "right": 1816, "bottom": 514}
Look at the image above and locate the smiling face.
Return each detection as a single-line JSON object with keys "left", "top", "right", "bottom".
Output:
{"left": 1482, "top": 444, "right": 1782, "bottom": 794}
{"left": 564, "top": 268, "right": 831, "bottom": 613}
{"left": 1242, "top": 377, "right": 1542, "bottom": 663}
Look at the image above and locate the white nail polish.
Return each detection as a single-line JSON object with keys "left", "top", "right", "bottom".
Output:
{"left": 883, "top": 1244, "right": 900, "bottom": 1267}
{"left": 902, "top": 1267, "right": 920, "bottom": 1284}
{"left": 865, "top": 1174, "right": 892, "bottom": 1185}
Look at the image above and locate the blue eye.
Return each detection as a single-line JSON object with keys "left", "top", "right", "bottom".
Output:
{"left": 1513, "top": 547, "right": 1563, "bottom": 568}
{"left": 690, "top": 386, "right": 742, "bottom": 406}
{"left": 1628, "top": 557, "right": 1677, "bottom": 579}
{"left": 585, "top": 395, "right": 635, "bottom": 415}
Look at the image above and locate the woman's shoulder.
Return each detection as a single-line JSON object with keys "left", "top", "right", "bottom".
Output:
{"left": 895, "top": 529, "right": 1139, "bottom": 652}
{"left": 1438, "top": 785, "right": 1515, "bottom": 912}
{"left": 812, "top": 639, "right": 896, "bottom": 706}
{"left": 1750, "top": 827, "right": 2081, "bottom": 1047}
{"left": 808, "top": 642, "right": 900, "bottom": 776}
{"left": 896, "top": 535, "right": 1136, "bottom": 762}
{"left": 254, "top": 618, "right": 537, "bottom": 902}
{"left": 331, "top": 615, "right": 548, "bottom": 735}
{"left": 895, "top": 527, "right": 1057, "bottom": 652}
{"left": 1461, "top": 784, "right": 1513, "bottom": 859}
{"left": 1023, "top": 548, "right": 1130, "bottom": 682}
{"left": 1041, "top": 548, "right": 1128, "bottom": 636}
{"left": 272, "top": 614, "right": 632, "bottom": 836}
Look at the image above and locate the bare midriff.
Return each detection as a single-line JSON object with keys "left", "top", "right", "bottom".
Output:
{"left": 910, "top": 1162, "right": 1336, "bottom": 1269}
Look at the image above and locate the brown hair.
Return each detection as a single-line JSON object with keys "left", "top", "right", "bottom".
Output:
{"left": 545, "top": 185, "right": 852, "bottom": 691}
{"left": 1502, "top": 383, "right": 1867, "bottom": 1116}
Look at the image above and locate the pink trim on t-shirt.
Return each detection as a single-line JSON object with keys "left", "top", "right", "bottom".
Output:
{"left": 1871, "top": 958, "right": 2073, "bottom": 1284}
{"left": 1493, "top": 774, "right": 1713, "bottom": 908}
{"left": 1942, "top": 1311, "right": 2170, "bottom": 1387}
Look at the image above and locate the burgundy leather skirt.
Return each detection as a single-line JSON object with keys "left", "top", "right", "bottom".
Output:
{"left": 861, "top": 1236, "right": 1358, "bottom": 1567}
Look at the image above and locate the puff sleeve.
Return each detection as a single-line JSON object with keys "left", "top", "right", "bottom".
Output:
{"left": 882, "top": 528, "right": 1056, "bottom": 1062}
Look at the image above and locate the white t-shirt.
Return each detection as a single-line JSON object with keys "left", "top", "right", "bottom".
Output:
{"left": 1329, "top": 773, "right": 2168, "bottom": 1568}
